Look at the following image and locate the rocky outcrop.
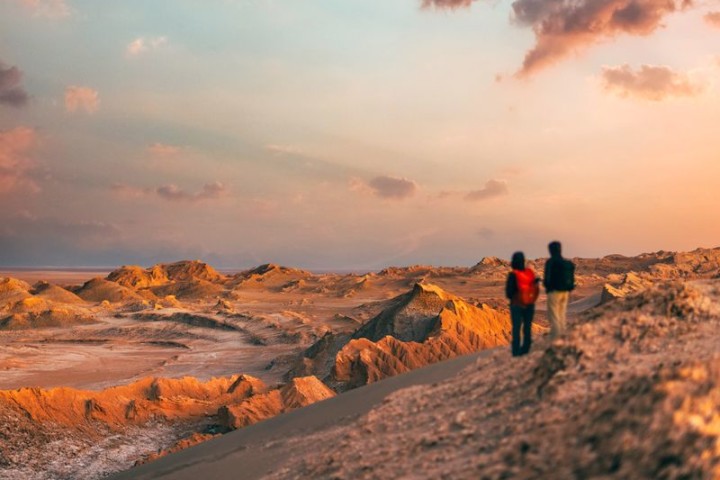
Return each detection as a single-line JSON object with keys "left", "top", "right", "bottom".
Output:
{"left": 295, "top": 283, "right": 518, "bottom": 391}
{"left": 600, "top": 271, "right": 652, "bottom": 304}
{"left": 0, "top": 297, "right": 95, "bottom": 330}
{"left": 331, "top": 287, "right": 514, "bottom": 390}
{"left": 107, "top": 265, "right": 170, "bottom": 289}
{"left": 0, "top": 277, "right": 32, "bottom": 305}
{"left": 218, "top": 376, "right": 334, "bottom": 430}
{"left": 0, "top": 374, "right": 267, "bottom": 431}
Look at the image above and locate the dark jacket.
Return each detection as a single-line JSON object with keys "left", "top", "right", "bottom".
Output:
{"left": 506, "top": 272, "right": 519, "bottom": 300}
{"left": 543, "top": 255, "right": 575, "bottom": 292}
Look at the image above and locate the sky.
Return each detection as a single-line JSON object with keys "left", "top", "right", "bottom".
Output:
{"left": 1, "top": 0, "right": 719, "bottom": 270}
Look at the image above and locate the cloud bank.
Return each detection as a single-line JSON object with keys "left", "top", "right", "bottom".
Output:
{"left": 65, "top": 86, "right": 100, "bottom": 113}
{"left": 601, "top": 64, "right": 702, "bottom": 100}
{"left": 0, "top": 62, "right": 29, "bottom": 108}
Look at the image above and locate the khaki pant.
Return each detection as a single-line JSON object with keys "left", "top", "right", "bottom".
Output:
{"left": 547, "top": 291, "right": 570, "bottom": 339}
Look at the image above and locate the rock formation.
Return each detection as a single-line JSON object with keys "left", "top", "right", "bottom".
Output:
{"left": 295, "top": 283, "right": 519, "bottom": 391}
{"left": 218, "top": 376, "right": 335, "bottom": 429}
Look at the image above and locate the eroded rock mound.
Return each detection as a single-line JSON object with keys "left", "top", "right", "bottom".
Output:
{"left": 0, "top": 297, "right": 95, "bottom": 330}
{"left": 31, "top": 281, "right": 85, "bottom": 304}
{"left": 0, "top": 277, "right": 31, "bottom": 305}
{"left": 75, "top": 278, "right": 144, "bottom": 304}
{"left": 296, "top": 283, "right": 517, "bottom": 391}
{"left": 107, "top": 265, "right": 169, "bottom": 289}
{"left": 600, "top": 271, "right": 651, "bottom": 304}
{"left": 218, "top": 376, "right": 334, "bottom": 430}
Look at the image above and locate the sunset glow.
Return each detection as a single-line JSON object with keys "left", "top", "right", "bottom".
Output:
{"left": 1, "top": 0, "right": 719, "bottom": 268}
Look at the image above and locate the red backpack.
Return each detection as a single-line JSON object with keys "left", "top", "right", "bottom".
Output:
{"left": 514, "top": 268, "right": 539, "bottom": 306}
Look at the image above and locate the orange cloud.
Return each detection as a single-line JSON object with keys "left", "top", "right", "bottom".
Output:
{"left": 0, "top": 61, "right": 29, "bottom": 108}
{"left": 0, "top": 127, "right": 39, "bottom": 194}
{"left": 600, "top": 64, "right": 703, "bottom": 101}
{"left": 65, "top": 86, "right": 99, "bottom": 113}
{"left": 705, "top": 11, "right": 720, "bottom": 28}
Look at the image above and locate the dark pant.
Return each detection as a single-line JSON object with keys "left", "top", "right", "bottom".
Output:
{"left": 510, "top": 304, "right": 534, "bottom": 357}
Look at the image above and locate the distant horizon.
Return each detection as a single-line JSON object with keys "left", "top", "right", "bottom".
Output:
{"left": 1, "top": 244, "right": 717, "bottom": 273}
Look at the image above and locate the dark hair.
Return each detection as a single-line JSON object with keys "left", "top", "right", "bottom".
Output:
{"left": 511, "top": 251, "right": 525, "bottom": 270}
{"left": 548, "top": 241, "right": 562, "bottom": 258}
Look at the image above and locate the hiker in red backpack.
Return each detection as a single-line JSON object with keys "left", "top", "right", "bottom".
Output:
{"left": 505, "top": 251, "right": 539, "bottom": 357}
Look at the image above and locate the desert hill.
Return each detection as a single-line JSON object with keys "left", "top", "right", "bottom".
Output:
{"left": 31, "top": 281, "right": 85, "bottom": 304}
{"left": 0, "top": 284, "right": 95, "bottom": 330}
{"left": 75, "top": 277, "right": 145, "bottom": 304}
{"left": 0, "top": 277, "right": 32, "bottom": 305}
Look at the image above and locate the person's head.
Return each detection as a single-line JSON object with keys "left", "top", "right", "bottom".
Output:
{"left": 548, "top": 241, "right": 562, "bottom": 258}
{"left": 511, "top": 251, "right": 525, "bottom": 270}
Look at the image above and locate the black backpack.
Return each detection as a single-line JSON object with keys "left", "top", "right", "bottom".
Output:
{"left": 557, "top": 259, "right": 575, "bottom": 291}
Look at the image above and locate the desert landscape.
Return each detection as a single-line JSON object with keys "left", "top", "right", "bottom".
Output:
{"left": 3, "top": 1, "right": 720, "bottom": 478}
{"left": 0, "top": 247, "right": 718, "bottom": 479}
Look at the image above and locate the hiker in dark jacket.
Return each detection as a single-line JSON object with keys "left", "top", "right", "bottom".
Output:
{"left": 543, "top": 241, "right": 575, "bottom": 339}
{"left": 506, "top": 251, "right": 539, "bottom": 357}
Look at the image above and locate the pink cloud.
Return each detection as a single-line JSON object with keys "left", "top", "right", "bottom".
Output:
{"left": 601, "top": 64, "right": 703, "bottom": 101}
{"left": 421, "top": 0, "right": 475, "bottom": 9}
{"left": 65, "top": 86, "right": 99, "bottom": 113}
{"left": 17, "top": 0, "right": 70, "bottom": 18}
{"left": 126, "top": 36, "right": 168, "bottom": 57}
{"left": 0, "top": 61, "right": 29, "bottom": 108}
{"left": 0, "top": 127, "right": 39, "bottom": 194}
{"left": 705, "top": 11, "right": 720, "bottom": 28}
